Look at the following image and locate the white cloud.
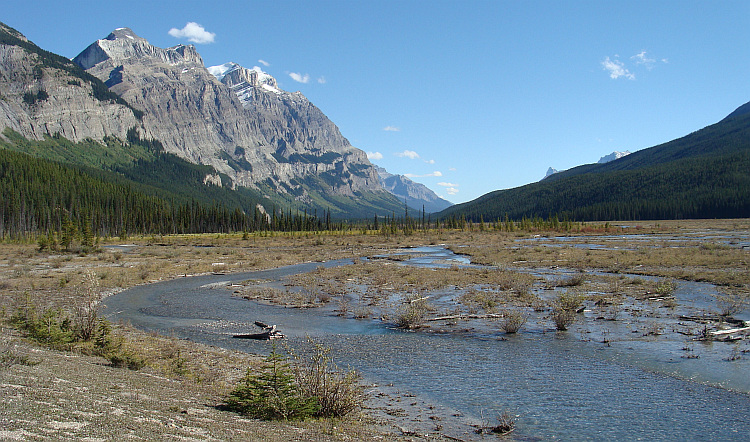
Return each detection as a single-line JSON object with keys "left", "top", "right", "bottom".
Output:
{"left": 404, "top": 171, "right": 442, "bottom": 178}
{"left": 396, "top": 150, "right": 420, "bottom": 159}
{"left": 317, "top": 76, "right": 326, "bottom": 84}
{"left": 258, "top": 59, "right": 270, "bottom": 67}
{"left": 289, "top": 72, "right": 310, "bottom": 83}
{"left": 168, "top": 22, "right": 216, "bottom": 44}
{"left": 383, "top": 126, "right": 400, "bottom": 132}
{"left": 424, "top": 159, "right": 435, "bottom": 164}
{"left": 437, "top": 182, "right": 458, "bottom": 187}
{"left": 631, "top": 51, "right": 655, "bottom": 68}
{"left": 367, "top": 151, "right": 383, "bottom": 160}
{"left": 601, "top": 56, "right": 635, "bottom": 80}
{"left": 445, "top": 187, "right": 459, "bottom": 195}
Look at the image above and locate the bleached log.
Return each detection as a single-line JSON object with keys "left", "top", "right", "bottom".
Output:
{"left": 426, "top": 313, "right": 502, "bottom": 322}
{"left": 710, "top": 326, "right": 750, "bottom": 337}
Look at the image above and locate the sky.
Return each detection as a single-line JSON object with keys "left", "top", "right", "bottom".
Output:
{"left": 4, "top": 0, "right": 750, "bottom": 203}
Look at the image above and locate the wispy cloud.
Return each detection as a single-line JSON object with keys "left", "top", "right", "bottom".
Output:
{"left": 601, "top": 56, "right": 634, "bottom": 80}
{"left": 367, "top": 151, "right": 383, "bottom": 160}
{"left": 317, "top": 76, "right": 326, "bottom": 84}
{"left": 396, "top": 150, "right": 420, "bottom": 159}
{"left": 424, "top": 159, "right": 435, "bottom": 164}
{"left": 437, "top": 182, "right": 459, "bottom": 195}
{"left": 603, "top": 51, "right": 667, "bottom": 80}
{"left": 289, "top": 72, "right": 310, "bottom": 83}
{"left": 168, "top": 22, "right": 216, "bottom": 44}
{"left": 631, "top": 51, "right": 655, "bottom": 68}
{"left": 404, "top": 171, "right": 442, "bottom": 178}
{"left": 258, "top": 59, "right": 270, "bottom": 67}
{"left": 383, "top": 126, "right": 400, "bottom": 132}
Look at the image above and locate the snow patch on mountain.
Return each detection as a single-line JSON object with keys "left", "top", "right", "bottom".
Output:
{"left": 598, "top": 150, "right": 631, "bottom": 164}
{"left": 208, "top": 62, "right": 282, "bottom": 99}
{"left": 543, "top": 151, "right": 631, "bottom": 180}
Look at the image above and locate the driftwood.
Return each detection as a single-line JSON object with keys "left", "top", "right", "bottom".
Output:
{"left": 427, "top": 313, "right": 502, "bottom": 322}
{"left": 710, "top": 326, "right": 750, "bottom": 342}
{"left": 233, "top": 322, "right": 285, "bottom": 340}
{"left": 680, "top": 315, "right": 747, "bottom": 326}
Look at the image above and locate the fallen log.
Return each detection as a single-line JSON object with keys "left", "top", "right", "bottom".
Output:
{"left": 710, "top": 326, "right": 750, "bottom": 341}
{"left": 427, "top": 313, "right": 502, "bottom": 322}
{"left": 233, "top": 323, "right": 285, "bottom": 340}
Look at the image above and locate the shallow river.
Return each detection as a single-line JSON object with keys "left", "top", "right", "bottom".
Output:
{"left": 101, "top": 251, "right": 750, "bottom": 440}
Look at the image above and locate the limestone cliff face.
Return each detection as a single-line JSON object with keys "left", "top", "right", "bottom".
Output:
{"left": 72, "top": 29, "right": 382, "bottom": 197}
{"left": 0, "top": 24, "right": 138, "bottom": 144}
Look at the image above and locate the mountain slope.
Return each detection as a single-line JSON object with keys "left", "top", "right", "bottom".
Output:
{"left": 0, "top": 23, "right": 140, "bottom": 144}
{"left": 439, "top": 103, "right": 750, "bottom": 221}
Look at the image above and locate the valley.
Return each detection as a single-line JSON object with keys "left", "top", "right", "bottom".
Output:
{"left": 2, "top": 220, "right": 748, "bottom": 440}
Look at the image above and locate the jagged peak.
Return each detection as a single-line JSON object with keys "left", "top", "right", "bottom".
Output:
{"left": 105, "top": 27, "right": 145, "bottom": 42}
{"left": 74, "top": 28, "right": 204, "bottom": 70}
{"left": 208, "top": 62, "right": 281, "bottom": 94}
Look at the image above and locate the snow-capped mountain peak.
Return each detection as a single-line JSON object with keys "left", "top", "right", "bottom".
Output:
{"left": 206, "top": 62, "right": 238, "bottom": 81}
{"left": 598, "top": 150, "right": 631, "bottom": 164}
{"left": 208, "top": 62, "right": 282, "bottom": 99}
{"left": 542, "top": 150, "right": 632, "bottom": 181}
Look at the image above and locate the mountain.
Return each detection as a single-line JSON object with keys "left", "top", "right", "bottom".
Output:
{"left": 69, "top": 28, "right": 400, "bottom": 218}
{"left": 0, "top": 23, "right": 140, "bottom": 145}
{"left": 439, "top": 102, "right": 750, "bottom": 221}
{"left": 544, "top": 167, "right": 559, "bottom": 179}
{"left": 375, "top": 167, "right": 452, "bottom": 213}
{"left": 597, "top": 150, "right": 631, "bottom": 164}
{"left": 0, "top": 22, "right": 414, "bottom": 218}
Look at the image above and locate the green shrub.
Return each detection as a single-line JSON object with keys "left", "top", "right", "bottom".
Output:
{"left": 10, "top": 304, "right": 74, "bottom": 348}
{"left": 226, "top": 345, "right": 319, "bottom": 420}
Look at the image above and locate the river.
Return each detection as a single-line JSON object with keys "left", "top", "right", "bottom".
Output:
{"left": 101, "top": 250, "right": 750, "bottom": 440}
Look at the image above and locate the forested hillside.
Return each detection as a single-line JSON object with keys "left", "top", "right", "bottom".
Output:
{"left": 0, "top": 132, "right": 341, "bottom": 239}
{"left": 439, "top": 103, "right": 750, "bottom": 222}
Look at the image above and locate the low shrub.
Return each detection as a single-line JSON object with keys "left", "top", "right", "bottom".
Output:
{"left": 551, "top": 290, "right": 584, "bottom": 331}
{"left": 499, "top": 309, "right": 527, "bottom": 334}
{"left": 288, "top": 339, "right": 365, "bottom": 418}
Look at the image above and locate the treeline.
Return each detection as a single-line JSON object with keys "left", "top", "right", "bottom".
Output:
{"left": 0, "top": 146, "right": 354, "bottom": 239}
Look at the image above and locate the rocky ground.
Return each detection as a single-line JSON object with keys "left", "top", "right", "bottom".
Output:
{"left": 1, "top": 325, "right": 480, "bottom": 441}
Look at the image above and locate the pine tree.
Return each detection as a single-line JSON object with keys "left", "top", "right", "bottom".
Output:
{"left": 225, "top": 345, "right": 319, "bottom": 420}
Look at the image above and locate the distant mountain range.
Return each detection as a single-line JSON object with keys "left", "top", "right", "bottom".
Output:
{"left": 0, "top": 22, "right": 444, "bottom": 222}
{"left": 375, "top": 167, "right": 452, "bottom": 213}
{"left": 440, "top": 106, "right": 750, "bottom": 221}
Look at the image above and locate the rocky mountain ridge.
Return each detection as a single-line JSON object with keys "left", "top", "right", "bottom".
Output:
{"left": 71, "top": 28, "right": 383, "bottom": 201}
{"left": 0, "top": 23, "right": 139, "bottom": 145}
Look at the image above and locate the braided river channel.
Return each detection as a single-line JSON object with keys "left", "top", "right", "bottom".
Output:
{"left": 101, "top": 247, "right": 750, "bottom": 441}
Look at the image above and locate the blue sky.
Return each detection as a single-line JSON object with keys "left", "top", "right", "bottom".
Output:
{"left": 4, "top": 1, "right": 750, "bottom": 203}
